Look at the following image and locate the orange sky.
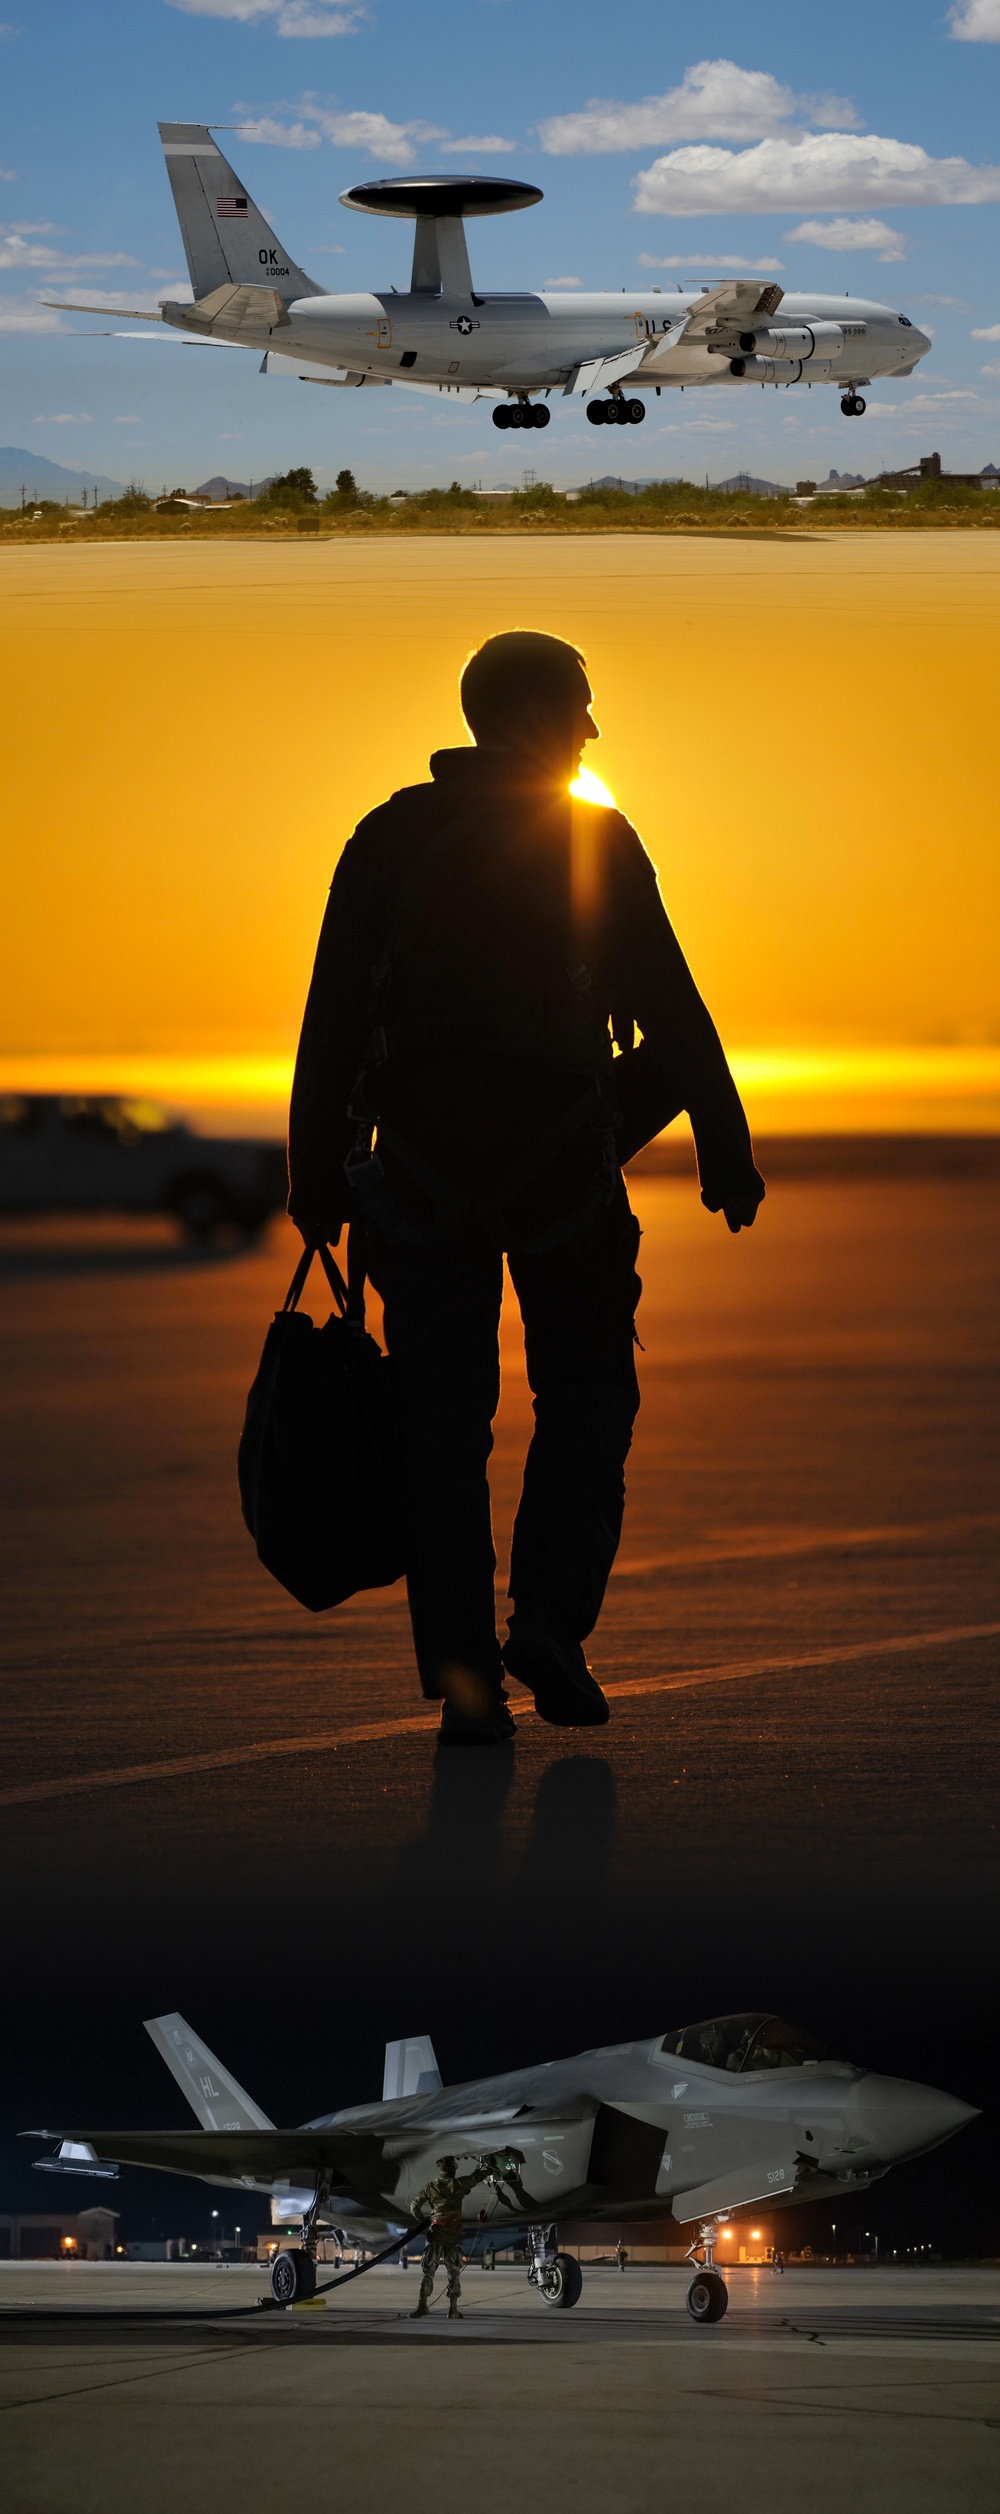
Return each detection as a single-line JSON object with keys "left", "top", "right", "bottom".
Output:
{"left": 2, "top": 534, "right": 998, "bottom": 1125}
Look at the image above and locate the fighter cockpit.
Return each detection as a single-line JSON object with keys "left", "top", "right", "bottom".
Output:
{"left": 660, "top": 2013, "right": 826, "bottom": 2073}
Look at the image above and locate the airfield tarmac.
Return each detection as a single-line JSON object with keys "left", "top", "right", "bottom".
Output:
{"left": 1, "top": 2262, "right": 998, "bottom": 2511}
{"left": 0, "top": 1171, "right": 997, "bottom": 2176}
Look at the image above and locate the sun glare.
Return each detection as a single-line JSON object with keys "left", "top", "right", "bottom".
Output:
{"left": 570, "top": 765, "right": 616, "bottom": 808}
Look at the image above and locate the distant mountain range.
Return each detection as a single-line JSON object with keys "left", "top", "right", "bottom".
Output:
{"left": 193, "top": 474, "right": 277, "bottom": 501}
{"left": 0, "top": 447, "right": 125, "bottom": 508}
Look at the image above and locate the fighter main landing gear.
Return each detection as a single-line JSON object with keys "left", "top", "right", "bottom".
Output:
{"left": 684, "top": 2217, "right": 729, "bottom": 2324}
{"left": 840, "top": 392, "right": 867, "bottom": 416}
{"left": 587, "top": 397, "right": 645, "bottom": 426}
{"left": 526, "top": 2224, "right": 583, "bottom": 2307}
{"left": 493, "top": 400, "right": 551, "bottom": 429}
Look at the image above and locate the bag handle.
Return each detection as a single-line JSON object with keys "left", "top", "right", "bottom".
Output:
{"left": 281, "top": 1232, "right": 361, "bottom": 1320}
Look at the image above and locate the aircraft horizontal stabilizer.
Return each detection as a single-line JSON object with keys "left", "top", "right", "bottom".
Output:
{"left": 25, "top": 2123, "right": 389, "bottom": 2186}
{"left": 145, "top": 2013, "right": 274, "bottom": 2133}
{"left": 43, "top": 304, "right": 164, "bottom": 321}
{"left": 168, "top": 285, "right": 290, "bottom": 342}
{"left": 671, "top": 2154, "right": 802, "bottom": 2222}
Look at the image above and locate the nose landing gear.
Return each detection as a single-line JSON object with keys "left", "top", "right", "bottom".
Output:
{"left": 840, "top": 392, "right": 867, "bottom": 416}
{"left": 684, "top": 2217, "right": 730, "bottom": 2324}
{"left": 526, "top": 2224, "right": 583, "bottom": 2307}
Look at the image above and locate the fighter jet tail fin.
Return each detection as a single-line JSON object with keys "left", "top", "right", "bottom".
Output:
{"left": 157, "top": 124, "right": 322, "bottom": 303}
{"left": 382, "top": 2035, "right": 443, "bottom": 2102}
{"left": 145, "top": 2012, "right": 275, "bottom": 2132}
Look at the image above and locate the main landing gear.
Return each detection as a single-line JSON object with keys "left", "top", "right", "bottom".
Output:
{"left": 270, "top": 2177, "right": 330, "bottom": 2306}
{"left": 840, "top": 392, "right": 867, "bottom": 417}
{"left": 493, "top": 400, "right": 551, "bottom": 429}
{"left": 587, "top": 397, "right": 645, "bottom": 426}
{"left": 684, "top": 2217, "right": 729, "bottom": 2324}
{"left": 526, "top": 2224, "right": 583, "bottom": 2308}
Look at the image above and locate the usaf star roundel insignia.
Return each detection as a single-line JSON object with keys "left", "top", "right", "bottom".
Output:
{"left": 452, "top": 315, "right": 478, "bottom": 334}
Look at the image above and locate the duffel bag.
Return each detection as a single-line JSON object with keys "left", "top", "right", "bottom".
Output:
{"left": 237, "top": 1232, "right": 404, "bottom": 1611}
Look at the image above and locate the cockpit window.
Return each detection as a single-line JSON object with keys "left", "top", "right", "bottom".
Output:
{"left": 898, "top": 314, "right": 913, "bottom": 326}
{"left": 659, "top": 2013, "right": 826, "bottom": 2072}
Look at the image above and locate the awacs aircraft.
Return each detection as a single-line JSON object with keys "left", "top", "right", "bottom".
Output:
{"left": 48, "top": 124, "right": 931, "bottom": 434}
{"left": 29, "top": 2009, "right": 975, "bottom": 2323}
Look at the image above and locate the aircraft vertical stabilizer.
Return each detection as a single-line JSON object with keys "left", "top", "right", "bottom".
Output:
{"left": 157, "top": 124, "right": 321, "bottom": 304}
{"left": 145, "top": 2012, "right": 275, "bottom": 2131}
{"left": 383, "top": 2036, "right": 443, "bottom": 2101}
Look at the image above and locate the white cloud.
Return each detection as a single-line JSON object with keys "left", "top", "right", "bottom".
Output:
{"left": 545, "top": 275, "right": 581, "bottom": 287}
{"left": 971, "top": 321, "right": 1000, "bottom": 337}
{"left": 33, "top": 412, "right": 93, "bottom": 425}
{"left": 538, "top": 60, "right": 861, "bottom": 154}
{"left": 114, "top": 415, "right": 142, "bottom": 423}
{"left": 7, "top": 220, "right": 61, "bottom": 235}
{"left": 242, "top": 102, "right": 442, "bottom": 161}
{"left": 0, "top": 237, "right": 142, "bottom": 271}
{"left": 0, "top": 166, "right": 17, "bottom": 181}
{"left": 783, "top": 216, "right": 907, "bottom": 261}
{"left": 949, "top": 0, "right": 1000, "bottom": 36}
{"left": 638, "top": 250, "right": 783, "bottom": 270}
{"left": 236, "top": 116, "right": 322, "bottom": 147}
{"left": 439, "top": 134, "right": 518, "bottom": 155}
{"left": 164, "top": 0, "right": 365, "bottom": 34}
{"left": 981, "top": 360, "right": 1000, "bottom": 375}
{"left": 914, "top": 293, "right": 971, "bottom": 310}
{"left": 0, "top": 294, "right": 64, "bottom": 329}
{"left": 634, "top": 132, "right": 1000, "bottom": 215}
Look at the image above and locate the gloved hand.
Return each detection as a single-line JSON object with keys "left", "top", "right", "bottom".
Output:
{"left": 701, "top": 1167, "right": 766, "bottom": 1235}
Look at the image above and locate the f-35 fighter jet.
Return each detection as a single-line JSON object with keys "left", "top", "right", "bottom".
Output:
{"left": 29, "top": 2009, "right": 975, "bottom": 2323}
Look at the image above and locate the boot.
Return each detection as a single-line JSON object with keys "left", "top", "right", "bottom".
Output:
{"left": 503, "top": 1626, "right": 609, "bottom": 1727}
{"left": 448, "top": 2299, "right": 463, "bottom": 2320}
{"left": 409, "top": 2294, "right": 430, "bottom": 2319}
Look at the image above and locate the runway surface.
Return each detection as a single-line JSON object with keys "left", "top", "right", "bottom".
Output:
{"left": 1, "top": 2265, "right": 998, "bottom": 2513}
{"left": 1, "top": 1173, "right": 997, "bottom": 2234}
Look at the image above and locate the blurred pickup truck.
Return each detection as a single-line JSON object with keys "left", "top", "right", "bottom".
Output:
{"left": 0, "top": 1094, "right": 289, "bottom": 1241}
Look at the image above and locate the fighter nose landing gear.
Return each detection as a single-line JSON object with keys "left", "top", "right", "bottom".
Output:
{"left": 840, "top": 392, "right": 867, "bottom": 416}
{"left": 587, "top": 397, "right": 645, "bottom": 425}
{"left": 493, "top": 401, "right": 551, "bottom": 429}
{"left": 526, "top": 2224, "right": 583, "bottom": 2307}
{"left": 684, "top": 2217, "right": 730, "bottom": 2324}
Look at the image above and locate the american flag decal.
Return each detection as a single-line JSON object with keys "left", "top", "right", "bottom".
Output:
{"left": 217, "top": 197, "right": 248, "bottom": 219}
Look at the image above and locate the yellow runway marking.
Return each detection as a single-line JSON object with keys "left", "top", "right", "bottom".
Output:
{"left": 2, "top": 1620, "right": 998, "bottom": 1810}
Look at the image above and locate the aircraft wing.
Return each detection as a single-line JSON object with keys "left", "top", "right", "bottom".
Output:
{"left": 563, "top": 348, "right": 646, "bottom": 397}
{"left": 26, "top": 2126, "right": 391, "bottom": 2190}
{"left": 676, "top": 280, "right": 784, "bottom": 339}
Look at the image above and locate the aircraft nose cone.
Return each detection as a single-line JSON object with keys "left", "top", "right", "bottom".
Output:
{"left": 852, "top": 2074, "right": 978, "bottom": 2164}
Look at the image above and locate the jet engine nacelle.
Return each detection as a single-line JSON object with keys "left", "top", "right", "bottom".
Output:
{"left": 734, "top": 323, "right": 847, "bottom": 361}
{"left": 729, "top": 352, "right": 842, "bottom": 381}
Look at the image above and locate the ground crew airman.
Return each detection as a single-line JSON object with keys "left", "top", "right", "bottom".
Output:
{"left": 409, "top": 2154, "right": 483, "bottom": 2319}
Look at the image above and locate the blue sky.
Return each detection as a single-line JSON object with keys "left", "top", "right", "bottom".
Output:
{"left": 3, "top": 0, "right": 1000, "bottom": 489}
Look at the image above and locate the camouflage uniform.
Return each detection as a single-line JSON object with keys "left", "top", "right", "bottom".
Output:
{"left": 410, "top": 2159, "right": 485, "bottom": 2315}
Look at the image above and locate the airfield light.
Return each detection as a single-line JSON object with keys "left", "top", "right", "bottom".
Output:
{"left": 751, "top": 2230, "right": 762, "bottom": 2241}
{"left": 720, "top": 2227, "right": 734, "bottom": 2240}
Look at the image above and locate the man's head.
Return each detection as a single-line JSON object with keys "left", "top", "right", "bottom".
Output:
{"left": 437, "top": 2155, "right": 457, "bottom": 2177}
{"left": 460, "top": 630, "right": 597, "bottom": 781}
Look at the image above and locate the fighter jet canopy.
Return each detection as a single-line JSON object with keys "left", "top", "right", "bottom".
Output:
{"left": 662, "top": 2014, "right": 827, "bottom": 2072}
{"left": 340, "top": 177, "right": 543, "bottom": 219}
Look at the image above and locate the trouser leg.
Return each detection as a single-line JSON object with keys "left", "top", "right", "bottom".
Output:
{"left": 365, "top": 1228, "right": 505, "bottom": 1699}
{"left": 419, "top": 2237, "right": 442, "bottom": 2304}
{"left": 444, "top": 2240, "right": 463, "bottom": 2302}
{"left": 507, "top": 1180, "right": 642, "bottom": 1645}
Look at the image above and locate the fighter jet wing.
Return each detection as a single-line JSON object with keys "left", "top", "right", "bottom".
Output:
{"left": 677, "top": 280, "right": 784, "bottom": 339}
{"left": 25, "top": 2126, "right": 392, "bottom": 2189}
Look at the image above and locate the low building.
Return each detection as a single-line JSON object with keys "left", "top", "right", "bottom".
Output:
{"left": 0, "top": 2207, "right": 119, "bottom": 2260}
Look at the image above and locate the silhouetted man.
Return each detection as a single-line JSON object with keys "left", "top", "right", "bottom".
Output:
{"left": 289, "top": 631, "right": 763, "bottom": 1744}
